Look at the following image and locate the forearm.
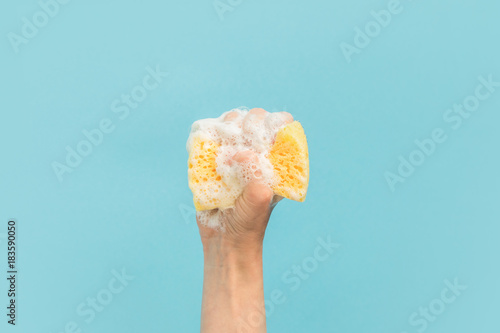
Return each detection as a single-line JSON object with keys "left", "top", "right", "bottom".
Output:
{"left": 201, "top": 237, "right": 266, "bottom": 333}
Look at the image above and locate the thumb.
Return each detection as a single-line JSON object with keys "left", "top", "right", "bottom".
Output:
{"left": 240, "top": 181, "right": 274, "bottom": 211}
{"left": 232, "top": 151, "right": 274, "bottom": 212}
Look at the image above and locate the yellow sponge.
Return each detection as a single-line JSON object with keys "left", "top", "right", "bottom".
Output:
{"left": 187, "top": 138, "right": 231, "bottom": 211}
{"left": 188, "top": 121, "right": 309, "bottom": 211}
{"left": 268, "top": 121, "right": 309, "bottom": 202}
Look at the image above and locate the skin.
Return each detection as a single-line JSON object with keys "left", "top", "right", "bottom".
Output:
{"left": 198, "top": 108, "right": 292, "bottom": 333}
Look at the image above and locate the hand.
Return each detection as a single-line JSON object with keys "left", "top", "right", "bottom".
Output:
{"left": 197, "top": 108, "right": 292, "bottom": 252}
{"left": 197, "top": 108, "right": 292, "bottom": 333}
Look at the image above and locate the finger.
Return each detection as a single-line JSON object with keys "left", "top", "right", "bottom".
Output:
{"left": 265, "top": 111, "right": 294, "bottom": 131}
{"left": 232, "top": 150, "right": 274, "bottom": 210}
{"left": 232, "top": 150, "right": 255, "bottom": 163}
{"left": 240, "top": 181, "right": 274, "bottom": 210}
{"left": 232, "top": 150, "right": 263, "bottom": 179}
{"left": 279, "top": 111, "right": 294, "bottom": 124}
{"left": 223, "top": 111, "right": 242, "bottom": 123}
{"left": 243, "top": 108, "right": 268, "bottom": 134}
{"left": 247, "top": 108, "right": 268, "bottom": 118}
{"left": 225, "top": 149, "right": 254, "bottom": 167}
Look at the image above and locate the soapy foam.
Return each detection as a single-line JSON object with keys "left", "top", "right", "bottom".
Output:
{"left": 187, "top": 107, "right": 291, "bottom": 229}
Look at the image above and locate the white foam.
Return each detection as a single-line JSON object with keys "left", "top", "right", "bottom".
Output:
{"left": 187, "top": 107, "right": 291, "bottom": 229}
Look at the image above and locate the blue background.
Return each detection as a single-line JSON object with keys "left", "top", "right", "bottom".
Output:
{"left": 1, "top": 0, "right": 499, "bottom": 332}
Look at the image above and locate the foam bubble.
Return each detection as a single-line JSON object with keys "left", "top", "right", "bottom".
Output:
{"left": 187, "top": 107, "right": 291, "bottom": 228}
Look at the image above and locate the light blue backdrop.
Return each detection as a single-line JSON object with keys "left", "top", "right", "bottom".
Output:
{"left": 1, "top": 0, "right": 499, "bottom": 332}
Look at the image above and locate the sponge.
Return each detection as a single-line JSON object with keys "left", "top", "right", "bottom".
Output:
{"left": 187, "top": 137, "right": 234, "bottom": 211}
{"left": 269, "top": 121, "right": 309, "bottom": 202}
{"left": 187, "top": 110, "right": 309, "bottom": 211}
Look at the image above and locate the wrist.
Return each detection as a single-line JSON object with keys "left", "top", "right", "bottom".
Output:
{"left": 200, "top": 234, "right": 266, "bottom": 332}
{"left": 202, "top": 234, "right": 263, "bottom": 269}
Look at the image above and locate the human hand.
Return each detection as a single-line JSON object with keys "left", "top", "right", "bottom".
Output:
{"left": 197, "top": 108, "right": 293, "bottom": 333}
{"left": 197, "top": 108, "right": 293, "bottom": 253}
